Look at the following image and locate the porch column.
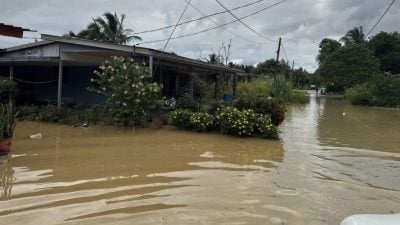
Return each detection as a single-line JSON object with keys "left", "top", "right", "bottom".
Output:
{"left": 215, "top": 73, "right": 221, "bottom": 100}
{"left": 232, "top": 73, "right": 238, "bottom": 99}
{"left": 57, "top": 57, "right": 63, "bottom": 110}
{"left": 188, "top": 73, "right": 194, "bottom": 97}
{"left": 9, "top": 65, "right": 14, "bottom": 80}
{"left": 175, "top": 75, "right": 180, "bottom": 97}
{"left": 149, "top": 55, "right": 153, "bottom": 77}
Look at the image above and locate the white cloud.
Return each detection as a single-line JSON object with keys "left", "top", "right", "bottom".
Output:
{"left": 0, "top": 0, "right": 399, "bottom": 72}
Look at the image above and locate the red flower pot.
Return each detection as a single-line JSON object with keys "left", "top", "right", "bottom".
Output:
{"left": 0, "top": 138, "right": 12, "bottom": 155}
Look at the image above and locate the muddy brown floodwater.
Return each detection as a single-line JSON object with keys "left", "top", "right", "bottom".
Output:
{"left": 1, "top": 93, "right": 400, "bottom": 225}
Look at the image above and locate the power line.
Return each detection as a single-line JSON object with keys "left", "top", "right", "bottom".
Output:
{"left": 367, "top": 0, "right": 396, "bottom": 36}
{"left": 137, "top": 0, "right": 287, "bottom": 45}
{"left": 215, "top": 0, "right": 284, "bottom": 42}
{"left": 281, "top": 43, "right": 289, "bottom": 62}
{"left": 163, "top": 0, "right": 192, "bottom": 50}
{"left": 185, "top": 0, "right": 269, "bottom": 45}
{"left": 134, "top": 0, "right": 267, "bottom": 35}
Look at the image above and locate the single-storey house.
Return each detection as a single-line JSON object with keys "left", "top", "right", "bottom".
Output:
{"left": 0, "top": 34, "right": 247, "bottom": 108}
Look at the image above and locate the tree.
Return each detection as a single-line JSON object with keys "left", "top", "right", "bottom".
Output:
{"left": 340, "top": 26, "right": 366, "bottom": 45}
{"left": 89, "top": 57, "right": 161, "bottom": 125}
{"left": 367, "top": 32, "right": 400, "bottom": 74}
{"left": 317, "top": 38, "right": 342, "bottom": 65}
{"left": 256, "top": 59, "right": 290, "bottom": 75}
{"left": 319, "top": 44, "right": 380, "bottom": 91}
{"left": 68, "top": 12, "right": 141, "bottom": 44}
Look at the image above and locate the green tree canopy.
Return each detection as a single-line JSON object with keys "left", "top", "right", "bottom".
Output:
{"left": 319, "top": 44, "right": 380, "bottom": 90}
{"left": 256, "top": 59, "right": 290, "bottom": 75}
{"left": 317, "top": 38, "right": 342, "bottom": 65}
{"left": 340, "top": 26, "right": 366, "bottom": 45}
{"left": 68, "top": 12, "right": 141, "bottom": 44}
{"left": 367, "top": 32, "right": 400, "bottom": 74}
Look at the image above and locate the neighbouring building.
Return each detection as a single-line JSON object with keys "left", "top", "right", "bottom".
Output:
{"left": 0, "top": 34, "right": 247, "bottom": 108}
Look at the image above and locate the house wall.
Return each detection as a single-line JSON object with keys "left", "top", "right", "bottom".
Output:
{"left": 2, "top": 43, "right": 60, "bottom": 58}
{"left": 12, "top": 66, "right": 104, "bottom": 106}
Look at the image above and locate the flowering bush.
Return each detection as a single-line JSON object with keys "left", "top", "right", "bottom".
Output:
{"left": 233, "top": 97, "right": 286, "bottom": 126}
{"left": 89, "top": 56, "right": 162, "bottom": 125}
{"left": 189, "top": 112, "right": 215, "bottom": 132}
{"left": 170, "top": 109, "right": 192, "bottom": 129}
{"left": 217, "top": 107, "right": 256, "bottom": 136}
{"left": 254, "top": 114, "right": 278, "bottom": 138}
{"left": 169, "top": 106, "right": 278, "bottom": 139}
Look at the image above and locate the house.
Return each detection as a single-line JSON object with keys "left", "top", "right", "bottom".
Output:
{"left": 0, "top": 34, "right": 247, "bottom": 108}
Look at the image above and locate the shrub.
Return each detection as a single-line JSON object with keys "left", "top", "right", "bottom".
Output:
{"left": 176, "top": 93, "right": 201, "bottom": 112}
{"left": 345, "top": 75, "right": 400, "bottom": 107}
{"left": 272, "top": 74, "right": 293, "bottom": 102}
{"left": 237, "top": 78, "right": 272, "bottom": 100}
{"left": 170, "top": 109, "right": 192, "bottom": 129}
{"left": 169, "top": 106, "right": 279, "bottom": 139}
{"left": 17, "top": 105, "right": 41, "bottom": 121}
{"left": 345, "top": 84, "right": 372, "bottom": 106}
{"left": 0, "top": 101, "right": 17, "bottom": 139}
{"left": 79, "top": 104, "right": 103, "bottom": 124}
{"left": 89, "top": 56, "right": 162, "bottom": 125}
{"left": 37, "top": 105, "right": 67, "bottom": 122}
{"left": 217, "top": 107, "right": 256, "bottom": 136}
{"left": 254, "top": 114, "right": 278, "bottom": 139}
{"left": 0, "top": 77, "right": 17, "bottom": 103}
{"left": 189, "top": 112, "right": 215, "bottom": 132}
{"left": 289, "top": 90, "right": 309, "bottom": 104}
{"left": 233, "top": 97, "right": 286, "bottom": 126}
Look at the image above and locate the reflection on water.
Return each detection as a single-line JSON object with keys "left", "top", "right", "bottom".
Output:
{"left": 0, "top": 93, "right": 399, "bottom": 225}
{"left": 0, "top": 155, "right": 15, "bottom": 200}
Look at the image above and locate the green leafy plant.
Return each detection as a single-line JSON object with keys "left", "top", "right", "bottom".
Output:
{"left": 217, "top": 107, "right": 256, "bottom": 136}
{"left": 237, "top": 77, "right": 272, "bottom": 100}
{"left": 176, "top": 93, "right": 201, "bottom": 112}
{"left": 0, "top": 101, "right": 17, "bottom": 139}
{"left": 79, "top": 104, "right": 103, "bottom": 124}
{"left": 17, "top": 105, "right": 41, "bottom": 121}
{"left": 37, "top": 105, "right": 67, "bottom": 122}
{"left": 289, "top": 90, "right": 309, "bottom": 104}
{"left": 189, "top": 112, "right": 215, "bottom": 132}
{"left": 254, "top": 114, "right": 278, "bottom": 139}
{"left": 170, "top": 109, "right": 192, "bottom": 129}
{"left": 0, "top": 77, "right": 17, "bottom": 103}
{"left": 89, "top": 56, "right": 162, "bottom": 125}
{"left": 233, "top": 97, "right": 286, "bottom": 126}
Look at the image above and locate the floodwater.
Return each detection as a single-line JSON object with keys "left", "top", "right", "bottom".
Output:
{"left": 1, "top": 93, "right": 400, "bottom": 225}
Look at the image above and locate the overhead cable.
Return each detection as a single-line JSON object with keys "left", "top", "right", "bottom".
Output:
{"left": 366, "top": 0, "right": 396, "bottom": 36}
{"left": 133, "top": 0, "right": 268, "bottom": 35}
{"left": 162, "top": 0, "right": 192, "bottom": 50}
{"left": 137, "top": 0, "right": 288, "bottom": 45}
{"left": 215, "top": 0, "right": 285, "bottom": 42}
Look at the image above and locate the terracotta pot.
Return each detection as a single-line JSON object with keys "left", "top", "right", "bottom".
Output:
{"left": 0, "top": 138, "right": 12, "bottom": 154}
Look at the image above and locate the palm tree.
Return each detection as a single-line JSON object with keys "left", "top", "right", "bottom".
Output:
{"left": 68, "top": 12, "right": 142, "bottom": 44}
{"left": 340, "top": 26, "right": 366, "bottom": 45}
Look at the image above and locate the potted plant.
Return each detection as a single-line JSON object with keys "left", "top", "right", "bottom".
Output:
{"left": 0, "top": 77, "right": 17, "bottom": 155}
{"left": 0, "top": 101, "right": 17, "bottom": 154}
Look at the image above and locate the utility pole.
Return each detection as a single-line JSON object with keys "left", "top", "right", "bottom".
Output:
{"left": 273, "top": 37, "right": 282, "bottom": 96}
{"left": 276, "top": 37, "right": 282, "bottom": 62}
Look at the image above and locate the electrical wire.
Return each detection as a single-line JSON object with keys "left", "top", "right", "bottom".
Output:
{"left": 133, "top": 0, "right": 267, "bottom": 35}
{"left": 366, "top": 0, "right": 396, "bottom": 36}
{"left": 185, "top": 0, "right": 270, "bottom": 44}
{"left": 13, "top": 77, "right": 58, "bottom": 84}
{"left": 281, "top": 43, "right": 289, "bottom": 62}
{"left": 215, "top": 0, "right": 284, "bottom": 42}
{"left": 137, "top": 0, "right": 287, "bottom": 45}
{"left": 162, "top": 0, "right": 192, "bottom": 50}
